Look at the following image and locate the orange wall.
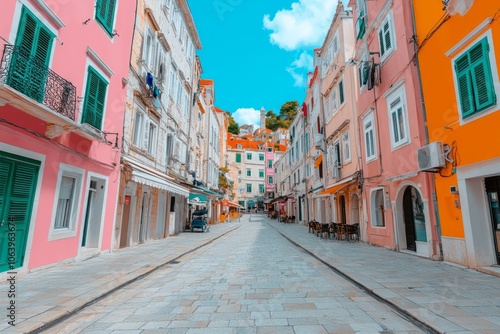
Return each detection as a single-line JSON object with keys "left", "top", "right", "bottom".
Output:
{"left": 414, "top": 1, "right": 500, "bottom": 238}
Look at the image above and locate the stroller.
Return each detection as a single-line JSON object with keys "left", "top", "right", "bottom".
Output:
{"left": 191, "top": 209, "right": 209, "bottom": 232}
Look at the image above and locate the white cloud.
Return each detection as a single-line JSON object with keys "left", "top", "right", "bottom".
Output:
{"left": 286, "top": 50, "right": 313, "bottom": 87}
{"left": 263, "top": 0, "right": 338, "bottom": 51}
{"left": 232, "top": 108, "right": 261, "bottom": 130}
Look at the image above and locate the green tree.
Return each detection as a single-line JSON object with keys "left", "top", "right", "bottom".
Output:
{"left": 226, "top": 111, "right": 239, "bottom": 135}
{"left": 265, "top": 101, "right": 299, "bottom": 130}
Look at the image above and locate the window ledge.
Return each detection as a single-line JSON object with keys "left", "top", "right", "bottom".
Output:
{"left": 32, "top": 0, "right": 65, "bottom": 28}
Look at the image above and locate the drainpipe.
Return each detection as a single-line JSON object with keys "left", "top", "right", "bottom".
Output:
{"left": 411, "top": 0, "right": 443, "bottom": 260}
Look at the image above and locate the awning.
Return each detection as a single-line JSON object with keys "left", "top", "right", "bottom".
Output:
{"left": 386, "top": 171, "right": 419, "bottom": 182}
{"left": 220, "top": 199, "right": 242, "bottom": 208}
{"left": 314, "top": 154, "right": 323, "bottom": 168}
{"left": 318, "top": 176, "right": 354, "bottom": 196}
{"left": 180, "top": 182, "right": 224, "bottom": 198}
{"left": 189, "top": 193, "right": 208, "bottom": 205}
{"left": 131, "top": 170, "right": 189, "bottom": 197}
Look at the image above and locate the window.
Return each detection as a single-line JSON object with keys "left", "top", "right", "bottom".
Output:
{"left": 268, "top": 176, "right": 274, "bottom": 184}
{"left": 54, "top": 175, "right": 76, "bottom": 229}
{"left": 259, "top": 184, "right": 265, "bottom": 194}
{"left": 372, "top": 189, "right": 385, "bottom": 227}
{"left": 237, "top": 144, "right": 242, "bottom": 149}
{"left": 332, "top": 141, "right": 341, "bottom": 178}
{"left": 387, "top": 85, "right": 409, "bottom": 148}
{"left": 235, "top": 153, "right": 241, "bottom": 163}
{"left": 247, "top": 153, "right": 252, "bottom": 160}
{"left": 454, "top": 36, "right": 497, "bottom": 118}
{"left": 363, "top": 112, "right": 376, "bottom": 161}
{"left": 356, "top": 0, "right": 367, "bottom": 40}
{"left": 132, "top": 105, "right": 145, "bottom": 147}
{"left": 95, "top": 0, "right": 117, "bottom": 36}
{"left": 10, "top": 7, "right": 54, "bottom": 103}
{"left": 378, "top": 13, "right": 395, "bottom": 61}
{"left": 305, "top": 133, "right": 309, "bottom": 153}
{"left": 51, "top": 164, "right": 84, "bottom": 240}
{"left": 259, "top": 170, "right": 264, "bottom": 178}
{"left": 169, "top": 68, "right": 175, "bottom": 97}
{"left": 267, "top": 147, "right": 272, "bottom": 152}
{"left": 246, "top": 184, "right": 252, "bottom": 192}
{"left": 268, "top": 160, "right": 273, "bottom": 168}
{"left": 342, "top": 131, "right": 351, "bottom": 163}
{"left": 147, "top": 121, "right": 158, "bottom": 155}
{"left": 358, "top": 53, "right": 369, "bottom": 89}
{"left": 165, "top": 133, "right": 173, "bottom": 164}
{"left": 246, "top": 169, "right": 251, "bottom": 177}
{"left": 82, "top": 67, "right": 108, "bottom": 130}
{"left": 259, "top": 154, "right": 264, "bottom": 161}
{"left": 339, "top": 77, "right": 345, "bottom": 105}
{"left": 331, "top": 87, "right": 338, "bottom": 115}
{"left": 325, "top": 97, "right": 332, "bottom": 123}
{"left": 176, "top": 76, "right": 182, "bottom": 105}
{"left": 184, "top": 92, "right": 190, "bottom": 116}
{"left": 143, "top": 28, "right": 156, "bottom": 73}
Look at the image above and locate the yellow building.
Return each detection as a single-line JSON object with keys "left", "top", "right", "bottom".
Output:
{"left": 414, "top": 0, "right": 500, "bottom": 270}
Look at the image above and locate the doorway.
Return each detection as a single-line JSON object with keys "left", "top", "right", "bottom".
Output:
{"left": 402, "top": 187, "right": 426, "bottom": 252}
{"left": 339, "top": 195, "right": 347, "bottom": 224}
{"left": 120, "top": 195, "right": 131, "bottom": 248}
{"left": 485, "top": 176, "right": 500, "bottom": 264}
{"left": 0, "top": 151, "right": 40, "bottom": 272}
{"left": 81, "top": 177, "right": 106, "bottom": 249}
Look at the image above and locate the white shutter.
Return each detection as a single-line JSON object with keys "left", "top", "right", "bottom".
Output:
{"left": 174, "top": 139, "right": 180, "bottom": 158}
{"left": 143, "top": 118, "right": 150, "bottom": 151}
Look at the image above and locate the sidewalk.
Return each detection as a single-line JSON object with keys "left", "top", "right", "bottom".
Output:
{"left": 2, "top": 214, "right": 500, "bottom": 333}
{"left": 0, "top": 219, "right": 243, "bottom": 333}
{"left": 271, "top": 219, "right": 500, "bottom": 333}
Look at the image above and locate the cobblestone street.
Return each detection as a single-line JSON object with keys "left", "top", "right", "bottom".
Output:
{"left": 49, "top": 215, "right": 424, "bottom": 334}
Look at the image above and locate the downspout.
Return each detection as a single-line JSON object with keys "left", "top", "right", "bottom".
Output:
{"left": 411, "top": 0, "right": 443, "bottom": 260}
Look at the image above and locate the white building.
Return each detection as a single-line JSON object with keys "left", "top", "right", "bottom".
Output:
{"left": 115, "top": 0, "right": 201, "bottom": 248}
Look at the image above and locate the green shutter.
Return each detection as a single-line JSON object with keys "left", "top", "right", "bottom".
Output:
{"left": 339, "top": 80, "right": 345, "bottom": 104}
{"left": 9, "top": 7, "right": 53, "bottom": 102}
{"left": 96, "top": 0, "right": 116, "bottom": 36}
{"left": 383, "top": 21, "right": 392, "bottom": 52}
{"left": 379, "top": 29, "right": 385, "bottom": 56}
{"left": 470, "top": 39, "right": 496, "bottom": 112}
{"left": 455, "top": 37, "right": 496, "bottom": 118}
{"left": 356, "top": 11, "right": 365, "bottom": 40}
{"left": 0, "top": 152, "right": 40, "bottom": 272}
{"left": 236, "top": 153, "right": 241, "bottom": 163}
{"left": 82, "top": 68, "right": 107, "bottom": 129}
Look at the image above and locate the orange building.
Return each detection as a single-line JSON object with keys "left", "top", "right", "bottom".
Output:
{"left": 414, "top": 0, "right": 500, "bottom": 269}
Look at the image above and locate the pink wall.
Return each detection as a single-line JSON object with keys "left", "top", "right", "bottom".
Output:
{"left": 354, "top": 0, "right": 438, "bottom": 251}
{"left": 0, "top": 0, "right": 135, "bottom": 269}
{"left": 265, "top": 150, "right": 275, "bottom": 190}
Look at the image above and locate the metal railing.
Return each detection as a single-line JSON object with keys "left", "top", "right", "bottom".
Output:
{"left": 0, "top": 44, "right": 76, "bottom": 121}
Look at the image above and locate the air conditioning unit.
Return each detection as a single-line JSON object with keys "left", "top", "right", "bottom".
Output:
{"left": 444, "top": 0, "right": 474, "bottom": 16}
{"left": 418, "top": 142, "right": 445, "bottom": 171}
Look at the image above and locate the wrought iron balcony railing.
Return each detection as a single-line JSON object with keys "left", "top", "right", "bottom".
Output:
{"left": 0, "top": 44, "right": 76, "bottom": 121}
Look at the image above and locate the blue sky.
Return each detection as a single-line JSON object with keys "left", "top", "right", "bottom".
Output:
{"left": 189, "top": 0, "right": 343, "bottom": 129}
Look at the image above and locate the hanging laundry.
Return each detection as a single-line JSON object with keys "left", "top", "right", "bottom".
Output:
{"left": 146, "top": 72, "right": 153, "bottom": 89}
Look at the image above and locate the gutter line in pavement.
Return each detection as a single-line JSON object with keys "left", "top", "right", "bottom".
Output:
{"left": 272, "top": 225, "right": 441, "bottom": 334}
{"left": 28, "top": 226, "right": 240, "bottom": 334}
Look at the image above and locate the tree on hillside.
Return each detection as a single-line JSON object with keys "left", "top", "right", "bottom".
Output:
{"left": 265, "top": 100, "right": 299, "bottom": 130}
{"left": 226, "top": 111, "right": 239, "bottom": 135}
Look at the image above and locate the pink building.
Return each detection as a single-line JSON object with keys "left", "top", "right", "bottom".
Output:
{"left": 349, "top": 0, "right": 440, "bottom": 259}
{"left": 0, "top": 0, "right": 135, "bottom": 274}
{"left": 265, "top": 144, "right": 275, "bottom": 196}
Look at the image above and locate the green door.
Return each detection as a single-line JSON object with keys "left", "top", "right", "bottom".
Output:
{"left": 0, "top": 152, "right": 40, "bottom": 272}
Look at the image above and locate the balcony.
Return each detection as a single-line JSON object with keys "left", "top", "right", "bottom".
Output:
{"left": 0, "top": 44, "right": 83, "bottom": 138}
